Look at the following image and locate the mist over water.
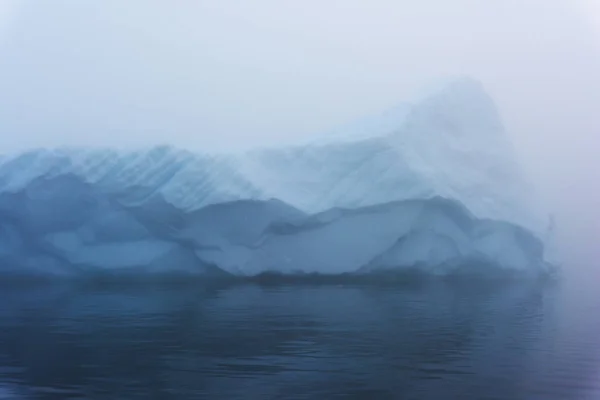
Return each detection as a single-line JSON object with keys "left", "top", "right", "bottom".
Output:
{"left": 0, "top": 1, "right": 599, "bottom": 398}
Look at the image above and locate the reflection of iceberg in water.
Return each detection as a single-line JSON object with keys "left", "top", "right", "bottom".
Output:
{"left": 0, "top": 384, "right": 22, "bottom": 399}
{"left": 0, "top": 281, "right": 572, "bottom": 399}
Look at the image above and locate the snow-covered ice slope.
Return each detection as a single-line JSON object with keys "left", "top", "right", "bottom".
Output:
{"left": 0, "top": 78, "right": 541, "bottom": 230}
{"left": 239, "top": 77, "right": 541, "bottom": 235}
{"left": 0, "top": 77, "right": 553, "bottom": 278}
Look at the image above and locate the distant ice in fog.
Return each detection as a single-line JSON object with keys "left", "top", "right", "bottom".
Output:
{"left": 0, "top": 78, "right": 555, "bottom": 278}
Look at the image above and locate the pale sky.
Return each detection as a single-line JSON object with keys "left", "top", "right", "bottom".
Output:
{"left": 0, "top": 0, "right": 598, "bottom": 257}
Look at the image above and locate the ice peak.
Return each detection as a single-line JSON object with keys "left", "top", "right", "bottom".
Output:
{"left": 304, "top": 77, "right": 504, "bottom": 147}
{"left": 409, "top": 76, "right": 486, "bottom": 103}
{"left": 403, "top": 76, "right": 505, "bottom": 140}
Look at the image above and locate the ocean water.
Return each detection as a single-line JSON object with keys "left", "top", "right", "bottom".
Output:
{"left": 0, "top": 273, "right": 599, "bottom": 399}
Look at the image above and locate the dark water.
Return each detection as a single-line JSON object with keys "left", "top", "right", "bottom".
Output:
{"left": 0, "top": 274, "right": 599, "bottom": 399}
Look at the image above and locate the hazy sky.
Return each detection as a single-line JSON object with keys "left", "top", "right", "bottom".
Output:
{"left": 0, "top": 0, "right": 598, "bottom": 256}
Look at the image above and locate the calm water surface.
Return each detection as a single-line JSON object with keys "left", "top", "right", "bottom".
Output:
{"left": 0, "top": 273, "right": 599, "bottom": 399}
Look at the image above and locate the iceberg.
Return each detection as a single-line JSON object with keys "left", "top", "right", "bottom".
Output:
{"left": 0, "top": 77, "right": 553, "bottom": 279}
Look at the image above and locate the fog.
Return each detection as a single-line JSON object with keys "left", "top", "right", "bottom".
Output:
{"left": 0, "top": 0, "right": 598, "bottom": 262}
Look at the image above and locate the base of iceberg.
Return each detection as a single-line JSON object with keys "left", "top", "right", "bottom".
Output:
{"left": 0, "top": 175, "right": 552, "bottom": 280}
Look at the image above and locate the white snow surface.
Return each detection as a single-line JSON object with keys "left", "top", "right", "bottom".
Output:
{"left": 0, "top": 77, "right": 544, "bottom": 236}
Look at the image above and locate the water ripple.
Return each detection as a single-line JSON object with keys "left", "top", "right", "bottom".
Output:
{"left": 0, "top": 279, "right": 598, "bottom": 399}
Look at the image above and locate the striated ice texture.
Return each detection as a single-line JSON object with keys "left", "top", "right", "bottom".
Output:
{"left": 0, "top": 78, "right": 553, "bottom": 279}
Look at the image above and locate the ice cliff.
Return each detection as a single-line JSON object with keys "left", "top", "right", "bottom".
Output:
{"left": 0, "top": 77, "right": 553, "bottom": 279}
